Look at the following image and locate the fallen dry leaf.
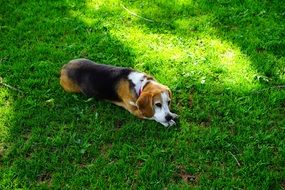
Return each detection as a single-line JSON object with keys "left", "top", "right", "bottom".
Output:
{"left": 179, "top": 173, "right": 196, "bottom": 183}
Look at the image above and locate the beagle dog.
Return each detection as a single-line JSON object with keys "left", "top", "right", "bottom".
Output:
{"left": 60, "top": 58, "right": 178, "bottom": 126}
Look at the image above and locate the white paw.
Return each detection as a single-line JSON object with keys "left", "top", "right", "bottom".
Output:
{"left": 168, "top": 119, "right": 176, "bottom": 126}
{"left": 171, "top": 113, "right": 178, "bottom": 119}
{"left": 160, "top": 119, "right": 176, "bottom": 127}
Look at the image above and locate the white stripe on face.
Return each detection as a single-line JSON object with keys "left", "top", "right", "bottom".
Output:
{"left": 152, "top": 91, "right": 177, "bottom": 127}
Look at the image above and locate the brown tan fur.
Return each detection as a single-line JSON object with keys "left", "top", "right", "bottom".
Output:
{"left": 60, "top": 66, "right": 81, "bottom": 93}
{"left": 60, "top": 62, "right": 170, "bottom": 119}
{"left": 113, "top": 79, "right": 144, "bottom": 118}
{"left": 136, "top": 82, "right": 170, "bottom": 117}
{"left": 114, "top": 80, "right": 170, "bottom": 118}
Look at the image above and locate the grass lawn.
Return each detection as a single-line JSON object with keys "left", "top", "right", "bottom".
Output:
{"left": 1, "top": 0, "right": 285, "bottom": 189}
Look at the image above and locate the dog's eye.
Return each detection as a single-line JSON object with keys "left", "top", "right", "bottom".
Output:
{"left": 155, "top": 103, "right": 162, "bottom": 108}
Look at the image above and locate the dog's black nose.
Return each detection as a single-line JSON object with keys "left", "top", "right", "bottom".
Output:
{"left": 165, "top": 114, "right": 173, "bottom": 122}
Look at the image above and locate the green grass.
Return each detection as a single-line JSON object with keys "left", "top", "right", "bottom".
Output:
{"left": 1, "top": 0, "right": 285, "bottom": 189}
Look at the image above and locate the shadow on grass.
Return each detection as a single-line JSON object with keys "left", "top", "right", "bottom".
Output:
{"left": 119, "top": 0, "right": 285, "bottom": 188}
{"left": 0, "top": 0, "right": 178, "bottom": 189}
{"left": 1, "top": 0, "right": 285, "bottom": 189}
{"left": 121, "top": 0, "right": 285, "bottom": 83}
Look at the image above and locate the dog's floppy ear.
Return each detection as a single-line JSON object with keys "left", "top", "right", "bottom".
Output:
{"left": 136, "top": 92, "right": 154, "bottom": 118}
{"left": 166, "top": 88, "right": 172, "bottom": 108}
{"left": 167, "top": 88, "right": 172, "bottom": 99}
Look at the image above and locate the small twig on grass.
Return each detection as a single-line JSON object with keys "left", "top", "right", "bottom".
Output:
{"left": 228, "top": 151, "right": 241, "bottom": 167}
{"left": 0, "top": 77, "right": 24, "bottom": 94}
{"left": 120, "top": 4, "right": 154, "bottom": 22}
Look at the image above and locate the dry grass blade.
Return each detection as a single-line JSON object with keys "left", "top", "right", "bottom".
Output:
{"left": 0, "top": 77, "right": 24, "bottom": 94}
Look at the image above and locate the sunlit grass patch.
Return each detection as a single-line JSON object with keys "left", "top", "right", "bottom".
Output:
{"left": 207, "top": 37, "right": 258, "bottom": 88}
{"left": 0, "top": 89, "right": 13, "bottom": 157}
{"left": 174, "top": 16, "right": 213, "bottom": 34}
{"left": 106, "top": 23, "right": 258, "bottom": 92}
{"left": 71, "top": 0, "right": 121, "bottom": 26}
{"left": 1, "top": 0, "right": 285, "bottom": 189}
{"left": 70, "top": 1, "right": 257, "bottom": 90}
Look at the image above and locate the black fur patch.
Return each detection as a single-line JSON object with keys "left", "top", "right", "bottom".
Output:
{"left": 66, "top": 59, "right": 133, "bottom": 101}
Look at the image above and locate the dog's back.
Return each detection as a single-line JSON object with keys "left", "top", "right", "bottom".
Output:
{"left": 60, "top": 59, "right": 133, "bottom": 101}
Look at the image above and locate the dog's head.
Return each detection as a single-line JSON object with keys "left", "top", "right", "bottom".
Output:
{"left": 136, "top": 81, "right": 178, "bottom": 127}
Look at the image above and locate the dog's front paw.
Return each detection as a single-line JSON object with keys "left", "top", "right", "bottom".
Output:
{"left": 171, "top": 113, "right": 179, "bottom": 119}
{"left": 168, "top": 119, "right": 176, "bottom": 127}
{"left": 160, "top": 119, "right": 176, "bottom": 127}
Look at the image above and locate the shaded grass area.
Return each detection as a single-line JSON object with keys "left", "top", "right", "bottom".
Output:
{"left": 0, "top": 0, "right": 285, "bottom": 189}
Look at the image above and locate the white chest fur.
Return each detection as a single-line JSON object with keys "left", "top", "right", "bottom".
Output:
{"left": 128, "top": 72, "right": 148, "bottom": 95}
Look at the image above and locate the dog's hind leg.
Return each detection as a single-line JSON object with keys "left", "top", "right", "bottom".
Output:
{"left": 60, "top": 68, "right": 81, "bottom": 93}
